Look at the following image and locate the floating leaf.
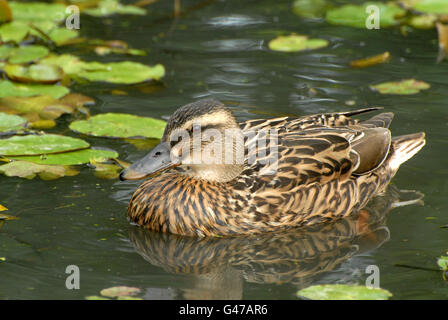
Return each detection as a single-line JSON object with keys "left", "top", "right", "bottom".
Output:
{"left": 84, "top": 0, "right": 146, "bottom": 17}
{"left": 116, "top": 296, "right": 143, "bottom": 300}
{"left": 8, "top": 45, "right": 49, "bottom": 64}
{"left": 0, "top": 0, "right": 12, "bottom": 23}
{"left": 29, "top": 120, "right": 56, "bottom": 130}
{"left": 0, "top": 134, "right": 89, "bottom": 156}
{"left": 350, "top": 52, "right": 390, "bottom": 68}
{"left": 48, "top": 28, "right": 80, "bottom": 46}
{"left": 100, "top": 286, "right": 140, "bottom": 298}
{"left": 326, "top": 2, "right": 405, "bottom": 28}
{"left": 400, "top": 0, "right": 448, "bottom": 15}
{"left": 0, "top": 112, "right": 27, "bottom": 133}
{"left": 77, "top": 62, "right": 165, "bottom": 84}
{"left": 292, "top": 0, "right": 331, "bottom": 19}
{"left": 268, "top": 34, "right": 328, "bottom": 52}
{"left": 436, "top": 22, "right": 448, "bottom": 63}
{"left": 297, "top": 284, "right": 392, "bottom": 300}
{"left": 70, "top": 113, "right": 166, "bottom": 139}
{"left": 9, "top": 149, "right": 119, "bottom": 166}
{"left": 370, "top": 79, "right": 430, "bottom": 95}
{"left": 4, "top": 64, "right": 63, "bottom": 84}
{"left": 0, "top": 21, "right": 30, "bottom": 43}
{"left": 0, "top": 203, "right": 7, "bottom": 211}
{"left": 85, "top": 296, "right": 110, "bottom": 300}
{"left": 9, "top": 1, "right": 67, "bottom": 23}
{"left": 0, "top": 80, "right": 69, "bottom": 99}
{"left": 0, "top": 213, "right": 18, "bottom": 220}
{"left": 438, "top": 255, "right": 448, "bottom": 271}
{"left": 0, "top": 160, "right": 79, "bottom": 180}
{"left": 408, "top": 14, "right": 437, "bottom": 29}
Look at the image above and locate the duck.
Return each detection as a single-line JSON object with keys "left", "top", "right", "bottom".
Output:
{"left": 120, "top": 98, "right": 425, "bottom": 237}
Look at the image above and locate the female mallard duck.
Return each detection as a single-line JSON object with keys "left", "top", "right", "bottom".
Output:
{"left": 120, "top": 99, "right": 425, "bottom": 237}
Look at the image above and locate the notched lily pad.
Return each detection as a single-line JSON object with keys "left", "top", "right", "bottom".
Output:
{"left": 326, "top": 2, "right": 405, "bottom": 28}
{"left": 0, "top": 80, "right": 69, "bottom": 99}
{"left": 99, "top": 286, "right": 141, "bottom": 298}
{"left": 297, "top": 284, "right": 392, "bottom": 300}
{"left": 0, "top": 112, "right": 27, "bottom": 133}
{"left": 69, "top": 113, "right": 166, "bottom": 139}
{"left": 0, "top": 160, "right": 79, "bottom": 180}
{"left": 0, "top": 134, "right": 89, "bottom": 156}
{"left": 370, "top": 78, "right": 430, "bottom": 95}
{"left": 268, "top": 34, "right": 328, "bottom": 52}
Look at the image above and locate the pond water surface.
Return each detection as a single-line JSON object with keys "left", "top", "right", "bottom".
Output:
{"left": 1, "top": 0, "right": 447, "bottom": 299}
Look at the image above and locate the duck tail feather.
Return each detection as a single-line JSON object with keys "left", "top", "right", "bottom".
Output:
{"left": 361, "top": 112, "right": 394, "bottom": 128}
{"left": 389, "top": 132, "right": 426, "bottom": 172}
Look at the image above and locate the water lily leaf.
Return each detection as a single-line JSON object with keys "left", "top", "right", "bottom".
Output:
{"left": 59, "top": 93, "right": 95, "bottom": 108}
{"left": 0, "top": 160, "right": 79, "bottom": 180}
{"left": 0, "top": 0, "right": 12, "bottom": 23}
{"left": 408, "top": 14, "right": 437, "bottom": 29}
{"left": 0, "top": 134, "right": 89, "bottom": 156}
{"left": 292, "top": 0, "right": 331, "bottom": 19}
{"left": 0, "top": 21, "right": 30, "bottom": 43}
{"left": 0, "top": 203, "right": 7, "bottom": 211}
{"left": 0, "top": 80, "right": 69, "bottom": 99}
{"left": 69, "top": 113, "right": 166, "bottom": 139}
{"left": 116, "top": 296, "right": 143, "bottom": 300}
{"left": 370, "top": 79, "right": 430, "bottom": 95}
{"left": 100, "top": 286, "right": 140, "bottom": 298}
{"left": 9, "top": 1, "right": 67, "bottom": 23}
{"left": 0, "top": 213, "right": 18, "bottom": 220}
{"left": 29, "top": 120, "right": 56, "bottom": 130}
{"left": 4, "top": 64, "right": 63, "bottom": 84}
{"left": 77, "top": 61, "right": 165, "bottom": 84}
{"left": 84, "top": 0, "right": 146, "bottom": 17}
{"left": 85, "top": 296, "right": 110, "bottom": 300}
{"left": 436, "top": 22, "right": 448, "bottom": 63}
{"left": 0, "top": 112, "right": 27, "bottom": 133}
{"left": 0, "top": 95, "right": 74, "bottom": 121}
{"left": 8, "top": 45, "right": 49, "bottom": 64}
{"left": 91, "top": 162, "right": 122, "bottom": 179}
{"left": 326, "top": 2, "right": 405, "bottom": 28}
{"left": 350, "top": 52, "right": 390, "bottom": 68}
{"left": 40, "top": 54, "right": 85, "bottom": 74}
{"left": 438, "top": 255, "right": 448, "bottom": 271}
{"left": 9, "top": 148, "right": 119, "bottom": 165}
{"left": 268, "top": 34, "right": 328, "bottom": 52}
{"left": 48, "top": 28, "right": 80, "bottom": 46}
{"left": 400, "top": 0, "right": 448, "bottom": 15}
{"left": 297, "top": 284, "right": 392, "bottom": 300}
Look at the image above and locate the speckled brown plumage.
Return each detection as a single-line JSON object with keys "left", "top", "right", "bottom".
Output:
{"left": 127, "top": 100, "right": 425, "bottom": 237}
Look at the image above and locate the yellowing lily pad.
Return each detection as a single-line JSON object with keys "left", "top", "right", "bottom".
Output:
{"left": 99, "top": 286, "right": 141, "bottom": 298}
{"left": 0, "top": 0, "right": 12, "bottom": 23}
{"left": 0, "top": 112, "right": 27, "bottom": 133}
{"left": 268, "top": 34, "right": 328, "bottom": 52}
{"left": 0, "top": 203, "right": 7, "bottom": 211}
{"left": 84, "top": 0, "right": 146, "bottom": 17}
{"left": 70, "top": 113, "right": 166, "bottom": 139}
{"left": 0, "top": 134, "right": 89, "bottom": 156}
{"left": 370, "top": 79, "right": 430, "bottom": 95}
{"left": 9, "top": 149, "right": 119, "bottom": 166}
{"left": 326, "top": 2, "right": 405, "bottom": 28}
{"left": 0, "top": 160, "right": 79, "bottom": 180}
{"left": 0, "top": 80, "right": 69, "bottom": 99}
{"left": 4, "top": 64, "right": 63, "bottom": 84}
{"left": 349, "top": 52, "right": 390, "bottom": 68}
{"left": 297, "top": 284, "right": 392, "bottom": 300}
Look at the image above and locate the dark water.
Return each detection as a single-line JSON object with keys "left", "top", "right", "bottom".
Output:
{"left": 1, "top": 0, "right": 447, "bottom": 299}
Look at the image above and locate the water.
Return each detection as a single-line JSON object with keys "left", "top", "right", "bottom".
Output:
{"left": 1, "top": 0, "right": 447, "bottom": 299}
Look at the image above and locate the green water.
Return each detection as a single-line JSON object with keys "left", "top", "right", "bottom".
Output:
{"left": 1, "top": 0, "right": 447, "bottom": 299}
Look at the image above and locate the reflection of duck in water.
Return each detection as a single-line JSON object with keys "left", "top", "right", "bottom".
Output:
{"left": 129, "top": 186, "right": 423, "bottom": 299}
{"left": 121, "top": 99, "right": 425, "bottom": 236}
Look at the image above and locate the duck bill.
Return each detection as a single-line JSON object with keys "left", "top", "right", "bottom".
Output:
{"left": 119, "top": 142, "right": 178, "bottom": 181}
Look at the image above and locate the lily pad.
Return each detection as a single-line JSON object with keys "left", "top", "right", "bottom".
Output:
{"left": 326, "top": 2, "right": 405, "bottom": 28}
{"left": 292, "top": 0, "right": 331, "bottom": 19}
{"left": 85, "top": 296, "right": 110, "bottom": 300}
{"left": 0, "top": 80, "right": 69, "bottom": 99}
{"left": 268, "top": 34, "right": 328, "bottom": 52}
{"left": 0, "top": 0, "right": 12, "bottom": 23}
{"left": 8, "top": 45, "right": 49, "bottom": 64}
{"left": 99, "top": 286, "right": 140, "bottom": 298}
{"left": 297, "top": 284, "right": 392, "bottom": 300}
{"left": 70, "top": 113, "right": 166, "bottom": 139}
{"left": 349, "top": 52, "right": 390, "bottom": 68}
{"left": 438, "top": 255, "right": 448, "bottom": 271}
{"left": 0, "top": 112, "right": 27, "bottom": 133}
{"left": 48, "top": 28, "right": 80, "bottom": 46}
{"left": 0, "top": 203, "right": 7, "bottom": 211}
{"left": 370, "top": 78, "right": 430, "bottom": 95}
{"left": 0, "top": 21, "right": 30, "bottom": 43}
{"left": 84, "top": 0, "right": 146, "bottom": 17}
{"left": 0, "top": 213, "right": 18, "bottom": 220}
{"left": 400, "top": 0, "right": 448, "bottom": 15}
{"left": 9, "top": 1, "right": 67, "bottom": 23}
{"left": 0, "top": 160, "right": 79, "bottom": 180}
{"left": 9, "top": 149, "right": 119, "bottom": 166}
{"left": 3, "top": 64, "right": 63, "bottom": 84}
{"left": 0, "top": 134, "right": 89, "bottom": 156}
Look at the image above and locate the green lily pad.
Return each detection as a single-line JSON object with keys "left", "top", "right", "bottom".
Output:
{"left": 9, "top": 1, "right": 67, "bottom": 23}
{"left": 297, "top": 284, "right": 392, "bottom": 300}
{"left": 408, "top": 14, "right": 438, "bottom": 29}
{"left": 48, "top": 28, "right": 80, "bottom": 46}
{"left": 0, "top": 134, "right": 89, "bottom": 156}
{"left": 100, "top": 286, "right": 140, "bottom": 298}
{"left": 0, "top": 160, "right": 79, "bottom": 180}
{"left": 0, "top": 21, "right": 30, "bottom": 43}
{"left": 84, "top": 0, "right": 146, "bottom": 17}
{"left": 85, "top": 296, "right": 110, "bottom": 300}
{"left": 77, "top": 61, "right": 165, "bottom": 84}
{"left": 0, "top": 80, "right": 69, "bottom": 99}
{"left": 8, "top": 45, "right": 49, "bottom": 64}
{"left": 400, "top": 0, "right": 448, "bottom": 15}
{"left": 4, "top": 64, "right": 63, "bottom": 84}
{"left": 326, "top": 2, "right": 405, "bottom": 28}
{"left": 70, "top": 113, "right": 166, "bottom": 139}
{"left": 292, "top": 0, "right": 331, "bottom": 19}
{"left": 0, "top": 112, "right": 27, "bottom": 133}
{"left": 370, "top": 78, "right": 430, "bottom": 95}
{"left": 9, "top": 148, "right": 119, "bottom": 165}
{"left": 268, "top": 34, "right": 328, "bottom": 52}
